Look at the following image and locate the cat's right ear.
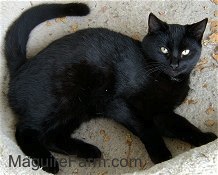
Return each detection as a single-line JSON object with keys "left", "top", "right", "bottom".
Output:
{"left": 148, "top": 13, "right": 168, "bottom": 33}
{"left": 186, "top": 18, "right": 208, "bottom": 42}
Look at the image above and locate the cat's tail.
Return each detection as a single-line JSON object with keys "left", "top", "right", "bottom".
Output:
{"left": 5, "top": 3, "right": 90, "bottom": 77}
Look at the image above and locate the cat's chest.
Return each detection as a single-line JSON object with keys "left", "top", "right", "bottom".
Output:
{"left": 152, "top": 79, "right": 177, "bottom": 96}
{"left": 127, "top": 78, "right": 189, "bottom": 114}
{"left": 149, "top": 78, "right": 189, "bottom": 104}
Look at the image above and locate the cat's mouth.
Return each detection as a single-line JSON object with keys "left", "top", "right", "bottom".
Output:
{"left": 165, "top": 70, "right": 182, "bottom": 82}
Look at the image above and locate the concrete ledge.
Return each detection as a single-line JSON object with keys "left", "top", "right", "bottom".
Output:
{"left": 127, "top": 140, "right": 218, "bottom": 175}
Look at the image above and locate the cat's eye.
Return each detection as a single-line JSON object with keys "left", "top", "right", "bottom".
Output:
{"left": 161, "top": 47, "right": 168, "bottom": 54}
{"left": 181, "top": 49, "right": 190, "bottom": 56}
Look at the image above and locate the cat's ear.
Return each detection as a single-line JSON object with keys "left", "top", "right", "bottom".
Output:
{"left": 186, "top": 18, "right": 208, "bottom": 42}
{"left": 148, "top": 13, "right": 168, "bottom": 33}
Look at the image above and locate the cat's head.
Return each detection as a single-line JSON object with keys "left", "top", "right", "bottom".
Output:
{"left": 142, "top": 13, "right": 208, "bottom": 81}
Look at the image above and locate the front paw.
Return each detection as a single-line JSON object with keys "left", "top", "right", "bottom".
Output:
{"left": 194, "top": 132, "right": 217, "bottom": 146}
{"left": 149, "top": 147, "right": 172, "bottom": 164}
{"left": 202, "top": 132, "right": 217, "bottom": 144}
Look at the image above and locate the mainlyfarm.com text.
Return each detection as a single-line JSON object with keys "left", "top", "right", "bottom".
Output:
{"left": 8, "top": 155, "right": 144, "bottom": 170}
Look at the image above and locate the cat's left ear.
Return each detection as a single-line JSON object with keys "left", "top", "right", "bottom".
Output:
{"left": 186, "top": 18, "right": 208, "bottom": 42}
{"left": 148, "top": 13, "right": 168, "bottom": 33}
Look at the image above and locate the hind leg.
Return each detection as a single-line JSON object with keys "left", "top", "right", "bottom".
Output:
{"left": 15, "top": 124, "right": 59, "bottom": 174}
{"left": 44, "top": 126, "right": 102, "bottom": 159}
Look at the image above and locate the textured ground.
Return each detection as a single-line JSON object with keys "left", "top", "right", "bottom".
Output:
{"left": 0, "top": 0, "right": 217, "bottom": 175}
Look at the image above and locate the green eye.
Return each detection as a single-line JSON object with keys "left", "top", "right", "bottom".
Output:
{"left": 181, "top": 49, "right": 190, "bottom": 56}
{"left": 161, "top": 47, "right": 168, "bottom": 54}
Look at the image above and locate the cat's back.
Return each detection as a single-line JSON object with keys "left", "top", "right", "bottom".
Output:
{"left": 13, "top": 27, "right": 144, "bottom": 88}
{"left": 9, "top": 28, "right": 144, "bottom": 113}
{"left": 36, "top": 28, "right": 142, "bottom": 66}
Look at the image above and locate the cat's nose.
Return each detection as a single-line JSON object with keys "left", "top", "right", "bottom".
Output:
{"left": 170, "top": 64, "right": 179, "bottom": 70}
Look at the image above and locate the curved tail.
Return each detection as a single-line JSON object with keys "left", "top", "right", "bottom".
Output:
{"left": 5, "top": 3, "right": 90, "bottom": 77}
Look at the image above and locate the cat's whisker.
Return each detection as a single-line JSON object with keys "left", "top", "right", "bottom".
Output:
{"left": 145, "top": 67, "right": 161, "bottom": 77}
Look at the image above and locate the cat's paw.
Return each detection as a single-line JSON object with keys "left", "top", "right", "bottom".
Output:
{"left": 202, "top": 132, "right": 217, "bottom": 144}
{"left": 193, "top": 132, "right": 217, "bottom": 146}
{"left": 42, "top": 163, "right": 59, "bottom": 174}
{"left": 149, "top": 148, "right": 172, "bottom": 164}
{"left": 77, "top": 143, "right": 102, "bottom": 159}
{"left": 33, "top": 157, "right": 59, "bottom": 174}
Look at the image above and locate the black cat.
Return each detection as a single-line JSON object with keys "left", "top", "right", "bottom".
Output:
{"left": 5, "top": 3, "right": 217, "bottom": 174}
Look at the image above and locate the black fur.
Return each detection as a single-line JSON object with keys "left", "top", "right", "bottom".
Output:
{"left": 4, "top": 3, "right": 217, "bottom": 174}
